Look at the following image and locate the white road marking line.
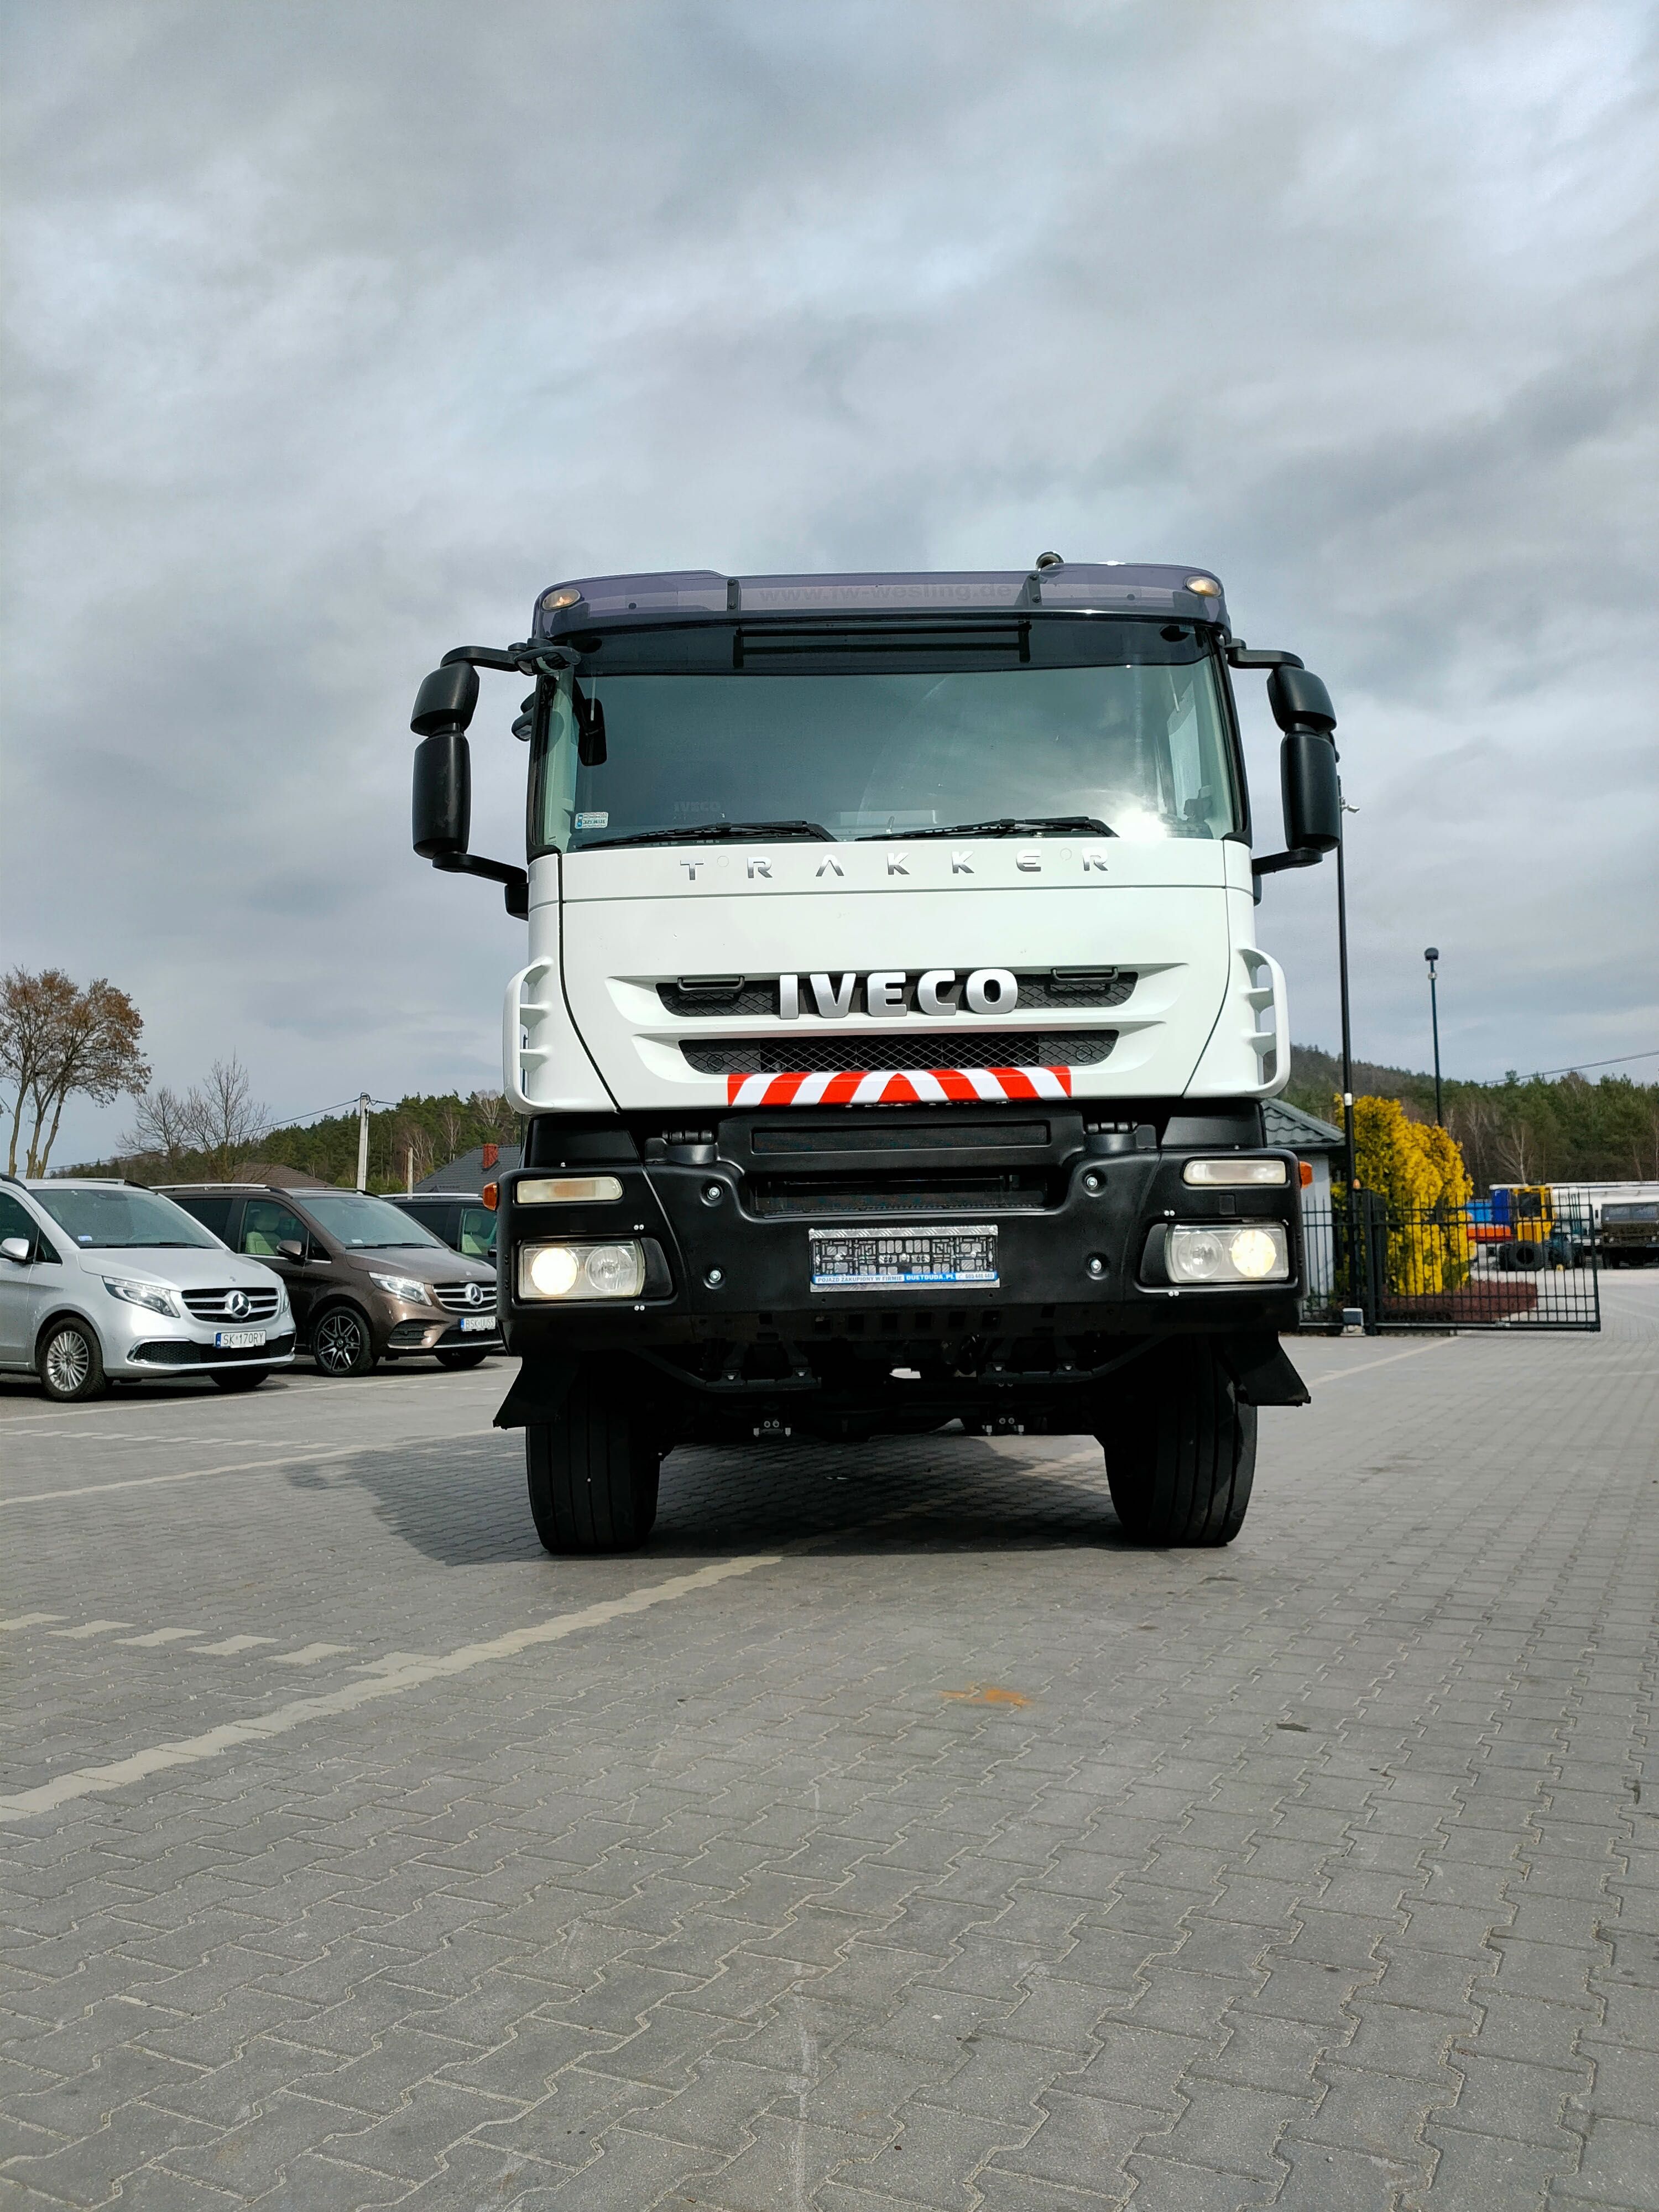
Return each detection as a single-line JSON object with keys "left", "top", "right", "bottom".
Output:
{"left": 0, "top": 1430, "right": 498, "bottom": 1509}
{"left": 194, "top": 1636, "right": 278, "bottom": 1656}
{"left": 0, "top": 1614, "right": 65, "bottom": 1631}
{"left": 48, "top": 1620, "right": 132, "bottom": 1639}
{"left": 0, "top": 1553, "right": 782, "bottom": 1821}
{"left": 1305, "top": 1338, "right": 1464, "bottom": 1385}
{"left": 351, "top": 1652, "right": 436, "bottom": 1673}
{"left": 272, "top": 1643, "right": 353, "bottom": 1667}
{"left": 116, "top": 1629, "right": 206, "bottom": 1648}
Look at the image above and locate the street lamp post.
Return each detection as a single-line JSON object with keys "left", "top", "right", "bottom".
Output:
{"left": 1336, "top": 787, "right": 1360, "bottom": 1317}
{"left": 1424, "top": 948, "right": 1443, "bottom": 1128}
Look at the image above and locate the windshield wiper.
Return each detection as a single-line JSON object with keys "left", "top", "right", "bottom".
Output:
{"left": 581, "top": 820, "right": 834, "bottom": 850}
{"left": 858, "top": 815, "right": 1116, "bottom": 842}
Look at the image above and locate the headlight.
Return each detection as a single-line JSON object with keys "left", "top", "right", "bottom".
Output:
{"left": 1166, "top": 1222, "right": 1289, "bottom": 1285}
{"left": 517, "top": 1176, "right": 624, "bottom": 1204}
{"left": 519, "top": 1240, "right": 646, "bottom": 1301}
{"left": 368, "top": 1273, "right": 432, "bottom": 1305}
{"left": 103, "top": 1276, "right": 181, "bottom": 1317}
{"left": 1182, "top": 1157, "right": 1288, "bottom": 1188}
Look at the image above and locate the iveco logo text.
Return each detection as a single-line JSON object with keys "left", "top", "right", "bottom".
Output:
{"left": 778, "top": 969, "right": 1018, "bottom": 1019}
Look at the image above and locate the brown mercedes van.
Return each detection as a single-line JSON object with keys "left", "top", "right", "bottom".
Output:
{"left": 163, "top": 1184, "right": 500, "bottom": 1376}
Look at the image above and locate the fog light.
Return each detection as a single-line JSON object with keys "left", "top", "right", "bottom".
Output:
{"left": 518, "top": 1176, "right": 624, "bottom": 1204}
{"left": 1182, "top": 1157, "right": 1288, "bottom": 1187}
{"left": 1165, "top": 1220, "right": 1289, "bottom": 1286}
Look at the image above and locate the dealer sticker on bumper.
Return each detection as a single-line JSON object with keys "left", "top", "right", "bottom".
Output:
{"left": 214, "top": 1329, "right": 267, "bottom": 1349}
{"left": 810, "top": 1225, "right": 998, "bottom": 1292}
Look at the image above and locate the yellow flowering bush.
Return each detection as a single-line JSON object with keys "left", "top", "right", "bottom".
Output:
{"left": 1334, "top": 1095, "right": 1474, "bottom": 1295}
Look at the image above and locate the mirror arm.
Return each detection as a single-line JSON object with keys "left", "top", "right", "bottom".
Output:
{"left": 440, "top": 643, "right": 540, "bottom": 673}
{"left": 1226, "top": 644, "right": 1305, "bottom": 670}
{"left": 432, "top": 851, "right": 530, "bottom": 919}
{"left": 1251, "top": 847, "right": 1323, "bottom": 879}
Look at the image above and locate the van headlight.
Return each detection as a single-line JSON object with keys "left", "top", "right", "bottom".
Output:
{"left": 103, "top": 1276, "right": 181, "bottom": 1317}
{"left": 519, "top": 1240, "right": 646, "bottom": 1301}
{"left": 1165, "top": 1222, "right": 1289, "bottom": 1285}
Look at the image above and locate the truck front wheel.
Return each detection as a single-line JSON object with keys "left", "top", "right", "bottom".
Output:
{"left": 526, "top": 1376, "right": 661, "bottom": 1554}
{"left": 1098, "top": 1340, "right": 1257, "bottom": 1546}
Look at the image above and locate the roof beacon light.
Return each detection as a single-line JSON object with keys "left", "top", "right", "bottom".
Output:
{"left": 1186, "top": 576, "right": 1222, "bottom": 597}
{"left": 541, "top": 586, "right": 583, "bottom": 613}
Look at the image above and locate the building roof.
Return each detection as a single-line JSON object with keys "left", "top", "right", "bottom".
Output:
{"left": 415, "top": 1145, "right": 523, "bottom": 1196}
{"left": 228, "top": 1162, "right": 332, "bottom": 1190}
{"left": 1264, "top": 1099, "right": 1345, "bottom": 1154}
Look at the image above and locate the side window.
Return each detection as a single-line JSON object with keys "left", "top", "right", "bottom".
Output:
{"left": 241, "top": 1200, "right": 306, "bottom": 1258}
{"left": 0, "top": 1192, "right": 41, "bottom": 1254}
{"left": 180, "top": 1195, "right": 236, "bottom": 1239}
{"left": 458, "top": 1208, "right": 497, "bottom": 1259}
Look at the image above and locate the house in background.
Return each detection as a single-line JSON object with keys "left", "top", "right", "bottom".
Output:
{"left": 1264, "top": 1098, "right": 1346, "bottom": 1310}
{"left": 415, "top": 1143, "right": 523, "bottom": 1196}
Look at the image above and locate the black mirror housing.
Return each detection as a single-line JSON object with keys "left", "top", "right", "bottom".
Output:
{"left": 413, "top": 728, "right": 471, "bottom": 858}
{"left": 1281, "top": 728, "right": 1340, "bottom": 853}
{"left": 411, "top": 661, "right": 479, "bottom": 738}
{"left": 1266, "top": 664, "right": 1335, "bottom": 735}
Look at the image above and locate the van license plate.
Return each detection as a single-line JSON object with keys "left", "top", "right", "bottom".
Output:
{"left": 810, "top": 1225, "right": 998, "bottom": 1292}
{"left": 458, "top": 1315, "right": 495, "bottom": 1333}
{"left": 215, "top": 1329, "right": 267, "bottom": 1349}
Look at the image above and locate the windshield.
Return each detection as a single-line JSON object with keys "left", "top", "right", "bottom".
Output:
{"left": 300, "top": 1192, "right": 447, "bottom": 1250}
{"left": 533, "top": 620, "right": 1240, "bottom": 855}
{"left": 36, "top": 1185, "right": 222, "bottom": 1251}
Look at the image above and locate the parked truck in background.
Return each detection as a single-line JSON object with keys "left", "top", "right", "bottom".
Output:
{"left": 409, "top": 560, "right": 1343, "bottom": 1553}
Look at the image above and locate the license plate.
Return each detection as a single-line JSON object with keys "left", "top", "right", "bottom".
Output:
{"left": 458, "top": 1314, "right": 496, "bottom": 1333}
{"left": 809, "top": 1224, "right": 998, "bottom": 1292}
{"left": 215, "top": 1329, "right": 267, "bottom": 1349}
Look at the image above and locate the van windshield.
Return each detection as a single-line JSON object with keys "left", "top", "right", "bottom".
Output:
{"left": 533, "top": 619, "right": 1239, "bottom": 856}
{"left": 35, "top": 1186, "right": 221, "bottom": 1250}
{"left": 300, "top": 1192, "right": 447, "bottom": 1250}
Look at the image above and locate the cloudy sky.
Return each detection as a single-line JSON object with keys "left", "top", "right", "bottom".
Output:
{"left": 5, "top": 0, "right": 1656, "bottom": 1163}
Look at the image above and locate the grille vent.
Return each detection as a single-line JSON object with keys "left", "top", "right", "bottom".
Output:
{"left": 181, "top": 1287, "right": 283, "bottom": 1321}
{"left": 434, "top": 1282, "right": 498, "bottom": 1314}
{"left": 682, "top": 1031, "right": 1116, "bottom": 1075}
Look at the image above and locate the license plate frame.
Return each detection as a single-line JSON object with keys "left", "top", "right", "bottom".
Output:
{"left": 214, "top": 1329, "right": 267, "bottom": 1350}
{"left": 809, "top": 1224, "right": 998, "bottom": 1292}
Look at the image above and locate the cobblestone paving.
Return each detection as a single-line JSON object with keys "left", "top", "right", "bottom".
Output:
{"left": 2, "top": 1277, "right": 1655, "bottom": 2210}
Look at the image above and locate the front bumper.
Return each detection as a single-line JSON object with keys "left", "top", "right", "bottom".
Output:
{"left": 498, "top": 1110, "right": 1305, "bottom": 1365}
{"left": 125, "top": 1329, "right": 296, "bottom": 1370}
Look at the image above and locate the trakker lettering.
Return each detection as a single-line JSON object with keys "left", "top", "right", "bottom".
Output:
{"left": 410, "top": 558, "right": 1341, "bottom": 1555}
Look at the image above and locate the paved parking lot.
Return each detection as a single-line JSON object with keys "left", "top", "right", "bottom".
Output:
{"left": 3, "top": 1279, "right": 1656, "bottom": 2211}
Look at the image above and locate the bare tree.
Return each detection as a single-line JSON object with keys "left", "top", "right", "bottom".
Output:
{"left": 181, "top": 1057, "right": 269, "bottom": 1179}
{"left": 1, "top": 968, "right": 150, "bottom": 1175}
{"left": 471, "top": 1088, "right": 518, "bottom": 1144}
{"left": 123, "top": 1083, "right": 195, "bottom": 1168}
{"left": 392, "top": 1115, "right": 434, "bottom": 1192}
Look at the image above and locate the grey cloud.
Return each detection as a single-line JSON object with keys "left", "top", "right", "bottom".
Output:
{"left": 3, "top": 0, "right": 1655, "bottom": 1160}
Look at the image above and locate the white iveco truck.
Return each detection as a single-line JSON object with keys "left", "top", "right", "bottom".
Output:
{"left": 410, "top": 560, "right": 1342, "bottom": 1554}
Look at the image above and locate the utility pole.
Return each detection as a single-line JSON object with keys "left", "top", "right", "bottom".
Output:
{"left": 1336, "top": 788, "right": 1361, "bottom": 1319}
{"left": 356, "top": 1093, "right": 371, "bottom": 1193}
{"left": 1424, "top": 947, "right": 1443, "bottom": 1127}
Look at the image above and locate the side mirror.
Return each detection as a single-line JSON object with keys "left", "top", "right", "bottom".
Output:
{"left": 1268, "top": 665, "right": 1339, "bottom": 855}
{"left": 276, "top": 1239, "right": 305, "bottom": 1262}
{"left": 1, "top": 1235, "right": 30, "bottom": 1264}
{"left": 411, "top": 664, "right": 478, "bottom": 860}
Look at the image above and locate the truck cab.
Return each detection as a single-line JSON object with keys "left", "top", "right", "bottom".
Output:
{"left": 410, "top": 561, "right": 1342, "bottom": 1553}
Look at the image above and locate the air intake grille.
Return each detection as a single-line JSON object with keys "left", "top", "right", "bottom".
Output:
{"left": 659, "top": 971, "right": 1135, "bottom": 1018}
{"left": 181, "top": 1287, "right": 284, "bottom": 1321}
{"left": 682, "top": 1031, "right": 1116, "bottom": 1075}
{"left": 434, "top": 1282, "right": 498, "bottom": 1314}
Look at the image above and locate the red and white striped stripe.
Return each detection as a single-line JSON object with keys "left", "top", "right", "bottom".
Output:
{"left": 724, "top": 1067, "right": 1073, "bottom": 1107}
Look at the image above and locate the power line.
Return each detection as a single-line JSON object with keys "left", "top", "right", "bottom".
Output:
{"left": 1495, "top": 1048, "right": 1659, "bottom": 1082}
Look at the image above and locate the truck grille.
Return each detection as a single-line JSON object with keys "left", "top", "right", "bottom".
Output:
{"left": 180, "top": 1288, "right": 284, "bottom": 1321}
{"left": 659, "top": 972, "right": 1135, "bottom": 1018}
{"left": 434, "top": 1282, "right": 497, "bottom": 1314}
{"left": 749, "top": 1176, "right": 1050, "bottom": 1217}
{"left": 682, "top": 1031, "right": 1116, "bottom": 1075}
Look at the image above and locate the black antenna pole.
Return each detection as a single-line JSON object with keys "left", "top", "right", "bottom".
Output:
{"left": 1337, "top": 786, "right": 1360, "bottom": 1314}
{"left": 1425, "top": 947, "right": 1443, "bottom": 1126}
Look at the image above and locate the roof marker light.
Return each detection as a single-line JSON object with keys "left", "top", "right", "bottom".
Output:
{"left": 541, "top": 586, "right": 583, "bottom": 613}
{"left": 1186, "top": 576, "right": 1222, "bottom": 597}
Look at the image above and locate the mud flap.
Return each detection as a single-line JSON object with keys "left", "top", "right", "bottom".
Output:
{"left": 493, "top": 1358, "right": 582, "bottom": 1431}
{"left": 1219, "top": 1332, "right": 1311, "bottom": 1407}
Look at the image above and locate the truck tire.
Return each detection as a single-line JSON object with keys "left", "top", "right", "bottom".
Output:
{"left": 1098, "top": 1339, "right": 1256, "bottom": 1546}
{"left": 526, "top": 1378, "right": 661, "bottom": 1554}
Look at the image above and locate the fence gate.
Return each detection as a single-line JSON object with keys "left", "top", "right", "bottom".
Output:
{"left": 1298, "top": 1192, "right": 1601, "bottom": 1333}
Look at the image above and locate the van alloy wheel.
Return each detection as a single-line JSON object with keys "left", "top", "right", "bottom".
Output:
{"left": 313, "top": 1306, "right": 373, "bottom": 1377}
{"left": 40, "top": 1321, "right": 105, "bottom": 1402}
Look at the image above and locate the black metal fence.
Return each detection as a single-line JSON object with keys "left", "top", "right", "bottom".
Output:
{"left": 1298, "top": 1193, "right": 1601, "bottom": 1333}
